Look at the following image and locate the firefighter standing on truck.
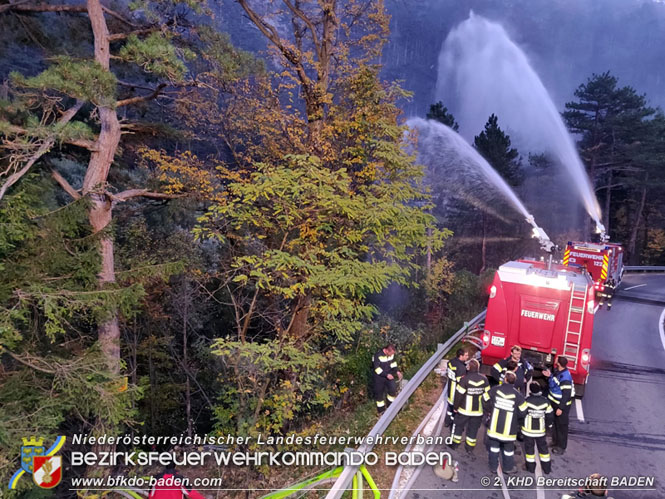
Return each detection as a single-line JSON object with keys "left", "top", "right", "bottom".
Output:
{"left": 445, "top": 348, "right": 469, "bottom": 427}
{"left": 491, "top": 345, "right": 533, "bottom": 394}
{"left": 372, "top": 344, "right": 402, "bottom": 414}
{"left": 482, "top": 371, "right": 528, "bottom": 474}
{"left": 449, "top": 359, "right": 489, "bottom": 453}
{"left": 543, "top": 356, "right": 574, "bottom": 454}
{"left": 522, "top": 382, "right": 554, "bottom": 474}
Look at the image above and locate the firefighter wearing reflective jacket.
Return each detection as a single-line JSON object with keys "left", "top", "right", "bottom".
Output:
{"left": 491, "top": 345, "right": 533, "bottom": 394}
{"left": 449, "top": 359, "right": 489, "bottom": 453}
{"left": 445, "top": 348, "right": 469, "bottom": 427}
{"left": 372, "top": 344, "right": 402, "bottom": 414}
{"left": 599, "top": 278, "right": 616, "bottom": 310}
{"left": 482, "top": 371, "right": 528, "bottom": 474}
{"left": 543, "top": 356, "right": 574, "bottom": 454}
{"left": 522, "top": 382, "right": 554, "bottom": 474}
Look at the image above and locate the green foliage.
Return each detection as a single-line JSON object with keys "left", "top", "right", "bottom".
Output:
{"left": 474, "top": 114, "right": 522, "bottom": 186}
{"left": 11, "top": 57, "right": 117, "bottom": 107}
{"left": 0, "top": 181, "right": 141, "bottom": 488}
{"left": 426, "top": 101, "right": 459, "bottom": 131}
{"left": 118, "top": 33, "right": 194, "bottom": 82}
{"left": 198, "top": 153, "right": 440, "bottom": 342}
{"left": 198, "top": 28, "right": 265, "bottom": 81}
{"left": 212, "top": 338, "right": 337, "bottom": 436}
{"left": 563, "top": 72, "right": 665, "bottom": 260}
{"left": 333, "top": 318, "right": 425, "bottom": 398}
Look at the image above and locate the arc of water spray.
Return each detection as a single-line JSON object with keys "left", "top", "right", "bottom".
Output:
{"left": 437, "top": 13, "right": 606, "bottom": 240}
{"left": 409, "top": 118, "right": 554, "bottom": 252}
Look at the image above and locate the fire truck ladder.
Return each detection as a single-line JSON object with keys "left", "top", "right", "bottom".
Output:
{"left": 563, "top": 283, "right": 587, "bottom": 370}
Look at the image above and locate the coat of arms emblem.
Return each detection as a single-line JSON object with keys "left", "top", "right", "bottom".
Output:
{"left": 20, "top": 437, "right": 45, "bottom": 474}
{"left": 8, "top": 435, "right": 66, "bottom": 490}
{"left": 33, "top": 456, "right": 63, "bottom": 489}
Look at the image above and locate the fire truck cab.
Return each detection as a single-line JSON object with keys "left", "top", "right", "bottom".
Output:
{"left": 563, "top": 241, "right": 624, "bottom": 297}
{"left": 480, "top": 259, "right": 595, "bottom": 397}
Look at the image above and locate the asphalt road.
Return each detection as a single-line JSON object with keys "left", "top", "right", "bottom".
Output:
{"left": 403, "top": 273, "right": 665, "bottom": 499}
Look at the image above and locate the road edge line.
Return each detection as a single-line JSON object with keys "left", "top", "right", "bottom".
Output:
{"left": 575, "top": 398, "right": 585, "bottom": 423}
{"left": 659, "top": 307, "right": 665, "bottom": 352}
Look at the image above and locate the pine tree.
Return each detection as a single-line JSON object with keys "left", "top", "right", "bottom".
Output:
{"left": 563, "top": 72, "right": 660, "bottom": 259}
{"left": 473, "top": 114, "right": 522, "bottom": 187}
{"left": 427, "top": 101, "right": 459, "bottom": 131}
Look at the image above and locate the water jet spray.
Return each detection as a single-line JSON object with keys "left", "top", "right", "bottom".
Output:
{"left": 410, "top": 118, "right": 555, "bottom": 255}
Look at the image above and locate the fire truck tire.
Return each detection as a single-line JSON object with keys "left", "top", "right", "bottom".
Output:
{"left": 480, "top": 364, "right": 492, "bottom": 377}
{"left": 574, "top": 383, "right": 585, "bottom": 399}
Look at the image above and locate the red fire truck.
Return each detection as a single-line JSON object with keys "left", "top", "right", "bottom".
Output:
{"left": 478, "top": 259, "right": 596, "bottom": 397}
{"left": 563, "top": 241, "right": 624, "bottom": 297}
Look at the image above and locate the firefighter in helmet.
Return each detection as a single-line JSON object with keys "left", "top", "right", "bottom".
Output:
{"left": 521, "top": 382, "right": 554, "bottom": 474}
{"left": 542, "top": 356, "right": 574, "bottom": 454}
{"left": 491, "top": 345, "right": 533, "bottom": 394}
{"left": 482, "top": 371, "right": 528, "bottom": 474}
{"left": 604, "top": 277, "right": 617, "bottom": 310}
{"left": 372, "top": 344, "right": 402, "bottom": 414}
{"left": 445, "top": 348, "right": 469, "bottom": 427}
{"left": 449, "top": 359, "right": 489, "bottom": 453}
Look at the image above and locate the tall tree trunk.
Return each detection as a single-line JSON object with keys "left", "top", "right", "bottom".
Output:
{"left": 289, "top": 295, "right": 311, "bottom": 339}
{"left": 628, "top": 174, "right": 648, "bottom": 264}
{"left": 83, "top": 0, "right": 122, "bottom": 375}
{"left": 85, "top": 0, "right": 122, "bottom": 472}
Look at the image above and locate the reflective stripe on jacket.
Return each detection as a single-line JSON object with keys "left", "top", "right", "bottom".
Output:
{"left": 547, "top": 368, "right": 574, "bottom": 407}
{"left": 482, "top": 384, "right": 527, "bottom": 441}
{"left": 455, "top": 372, "right": 490, "bottom": 416}
{"left": 446, "top": 357, "right": 467, "bottom": 404}
{"left": 373, "top": 349, "right": 397, "bottom": 378}
{"left": 521, "top": 394, "right": 554, "bottom": 437}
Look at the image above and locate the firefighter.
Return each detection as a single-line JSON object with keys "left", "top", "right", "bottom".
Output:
{"left": 449, "top": 359, "right": 489, "bottom": 453}
{"left": 372, "top": 344, "right": 402, "bottom": 414}
{"left": 444, "top": 348, "right": 469, "bottom": 427}
{"left": 482, "top": 371, "right": 528, "bottom": 474}
{"left": 521, "top": 382, "right": 554, "bottom": 474}
{"left": 604, "top": 278, "right": 616, "bottom": 310}
{"left": 542, "top": 356, "right": 575, "bottom": 454}
{"left": 491, "top": 345, "right": 533, "bottom": 394}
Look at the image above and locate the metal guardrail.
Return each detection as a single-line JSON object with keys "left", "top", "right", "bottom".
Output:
{"left": 324, "top": 309, "right": 487, "bottom": 499}
{"left": 624, "top": 266, "right": 665, "bottom": 272}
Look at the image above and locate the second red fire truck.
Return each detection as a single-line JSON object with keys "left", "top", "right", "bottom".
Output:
{"left": 563, "top": 241, "right": 624, "bottom": 297}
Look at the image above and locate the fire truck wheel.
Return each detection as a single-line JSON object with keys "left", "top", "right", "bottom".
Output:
{"left": 574, "top": 383, "right": 585, "bottom": 399}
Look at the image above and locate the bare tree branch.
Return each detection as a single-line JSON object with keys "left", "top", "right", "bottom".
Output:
{"left": 50, "top": 168, "right": 81, "bottom": 200}
{"left": 116, "top": 83, "right": 167, "bottom": 108}
{"left": 108, "top": 26, "right": 158, "bottom": 41}
{"left": 108, "top": 188, "right": 185, "bottom": 204}
{"left": 1, "top": 2, "right": 137, "bottom": 26}
{"left": 2, "top": 122, "right": 98, "bottom": 151}
{"left": 0, "top": 2, "right": 86, "bottom": 14}
{"left": 236, "top": 0, "right": 311, "bottom": 86}
{"left": 282, "top": 0, "right": 321, "bottom": 58}
{"left": 101, "top": 5, "right": 136, "bottom": 26}
{"left": 0, "top": 100, "right": 84, "bottom": 202}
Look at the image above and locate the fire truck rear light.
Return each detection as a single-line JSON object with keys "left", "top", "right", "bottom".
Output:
{"left": 482, "top": 331, "right": 491, "bottom": 347}
{"left": 581, "top": 349, "right": 591, "bottom": 370}
{"left": 582, "top": 353, "right": 589, "bottom": 362}
{"left": 587, "top": 300, "right": 595, "bottom": 314}
{"left": 489, "top": 285, "right": 497, "bottom": 298}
